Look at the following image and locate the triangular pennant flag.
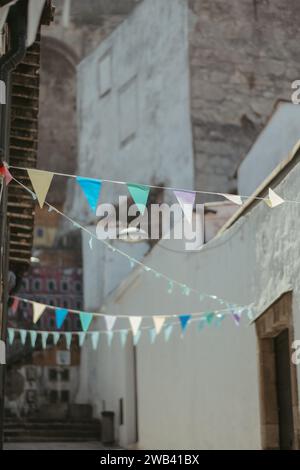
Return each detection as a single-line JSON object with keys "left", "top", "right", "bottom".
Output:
{"left": 65, "top": 332, "right": 72, "bottom": 350}
{"left": 232, "top": 310, "right": 242, "bottom": 326}
{"left": 222, "top": 194, "right": 243, "bottom": 206}
{"left": 8, "top": 329, "right": 15, "bottom": 345}
{"left": 78, "top": 332, "right": 86, "bottom": 347}
{"left": 215, "top": 314, "right": 225, "bottom": 327}
{"left": 129, "top": 316, "right": 142, "bottom": 336}
{"left": 91, "top": 332, "right": 100, "bottom": 350}
{"left": 127, "top": 184, "right": 150, "bottom": 215}
{"left": 198, "top": 318, "right": 206, "bottom": 331}
{"left": 133, "top": 330, "right": 141, "bottom": 346}
{"left": 55, "top": 308, "right": 68, "bottom": 329}
{"left": 105, "top": 315, "right": 117, "bottom": 331}
{"left": 153, "top": 316, "right": 166, "bottom": 335}
{"left": 205, "top": 312, "right": 215, "bottom": 326}
{"left": 174, "top": 190, "right": 196, "bottom": 224}
{"left": 27, "top": 169, "right": 54, "bottom": 208}
{"left": 29, "top": 331, "right": 37, "bottom": 348}
{"left": 79, "top": 312, "right": 93, "bottom": 332}
{"left": 52, "top": 332, "right": 60, "bottom": 345}
{"left": 32, "top": 302, "right": 46, "bottom": 324}
{"left": 76, "top": 177, "right": 102, "bottom": 213}
{"left": 179, "top": 315, "right": 191, "bottom": 333}
{"left": 120, "top": 330, "right": 128, "bottom": 348}
{"left": 149, "top": 328, "right": 157, "bottom": 344}
{"left": 164, "top": 324, "right": 173, "bottom": 342}
{"left": 41, "top": 332, "right": 48, "bottom": 349}
{"left": 19, "top": 329, "right": 27, "bottom": 345}
{"left": 11, "top": 297, "right": 20, "bottom": 314}
{"left": 0, "top": 164, "right": 13, "bottom": 185}
{"left": 107, "top": 331, "right": 114, "bottom": 347}
{"left": 268, "top": 188, "right": 285, "bottom": 208}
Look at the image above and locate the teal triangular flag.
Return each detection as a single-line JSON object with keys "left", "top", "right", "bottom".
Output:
{"left": 78, "top": 332, "right": 86, "bottom": 347}
{"left": 52, "top": 332, "right": 60, "bottom": 345}
{"left": 179, "top": 315, "right": 191, "bottom": 333}
{"left": 8, "top": 329, "right": 15, "bottom": 345}
{"left": 65, "top": 332, "right": 72, "bottom": 350}
{"left": 205, "top": 312, "right": 215, "bottom": 326}
{"left": 30, "top": 331, "right": 37, "bottom": 348}
{"left": 133, "top": 330, "right": 141, "bottom": 346}
{"left": 55, "top": 308, "right": 68, "bottom": 329}
{"left": 120, "top": 330, "right": 128, "bottom": 348}
{"left": 20, "top": 329, "right": 27, "bottom": 345}
{"left": 198, "top": 318, "right": 206, "bottom": 331}
{"left": 149, "top": 328, "right": 157, "bottom": 344}
{"left": 107, "top": 331, "right": 114, "bottom": 347}
{"left": 79, "top": 312, "right": 93, "bottom": 332}
{"left": 127, "top": 183, "right": 150, "bottom": 215}
{"left": 41, "top": 332, "right": 48, "bottom": 349}
{"left": 76, "top": 177, "right": 102, "bottom": 213}
{"left": 91, "top": 332, "right": 100, "bottom": 350}
{"left": 164, "top": 324, "right": 173, "bottom": 342}
{"left": 215, "top": 314, "right": 224, "bottom": 327}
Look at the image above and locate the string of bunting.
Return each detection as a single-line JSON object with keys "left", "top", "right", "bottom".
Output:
{"left": 6, "top": 164, "right": 290, "bottom": 208}
{"left": 8, "top": 300, "right": 253, "bottom": 350}
{"left": 8, "top": 173, "right": 246, "bottom": 309}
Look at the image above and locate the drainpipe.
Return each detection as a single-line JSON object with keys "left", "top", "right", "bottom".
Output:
{"left": 0, "top": 0, "right": 27, "bottom": 450}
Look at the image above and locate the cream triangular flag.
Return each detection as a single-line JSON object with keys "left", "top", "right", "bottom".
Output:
{"left": 153, "top": 316, "right": 166, "bottom": 335}
{"left": 268, "top": 188, "right": 285, "bottom": 208}
{"left": 105, "top": 315, "right": 117, "bottom": 331}
{"left": 27, "top": 169, "right": 54, "bottom": 208}
{"left": 32, "top": 302, "right": 46, "bottom": 324}
{"left": 222, "top": 194, "right": 243, "bottom": 205}
{"left": 129, "top": 316, "right": 142, "bottom": 336}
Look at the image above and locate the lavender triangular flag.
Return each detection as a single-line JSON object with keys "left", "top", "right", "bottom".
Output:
{"left": 174, "top": 190, "right": 196, "bottom": 224}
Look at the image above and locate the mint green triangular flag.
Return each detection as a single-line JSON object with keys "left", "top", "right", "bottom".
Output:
{"left": 133, "top": 330, "right": 141, "bottom": 346}
{"left": 52, "top": 332, "right": 60, "bottom": 345}
{"left": 65, "top": 332, "right": 72, "bottom": 350}
{"left": 8, "top": 329, "right": 15, "bottom": 345}
{"left": 78, "top": 332, "right": 86, "bottom": 347}
{"left": 107, "top": 331, "right": 114, "bottom": 347}
{"left": 79, "top": 312, "right": 93, "bottom": 332}
{"left": 120, "top": 330, "right": 128, "bottom": 348}
{"left": 127, "top": 184, "right": 150, "bottom": 215}
{"left": 41, "top": 332, "right": 48, "bottom": 349}
{"left": 91, "top": 332, "right": 100, "bottom": 350}
{"left": 149, "top": 328, "right": 157, "bottom": 344}
{"left": 30, "top": 331, "right": 37, "bottom": 348}
{"left": 20, "top": 329, "right": 27, "bottom": 345}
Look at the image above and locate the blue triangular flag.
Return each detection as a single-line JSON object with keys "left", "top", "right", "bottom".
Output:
{"left": 78, "top": 332, "right": 86, "bottom": 347}
{"left": 65, "top": 332, "right": 72, "bottom": 350}
{"left": 8, "top": 328, "right": 15, "bottom": 345}
{"left": 55, "top": 308, "right": 68, "bottom": 329}
{"left": 133, "top": 330, "right": 141, "bottom": 346}
{"left": 76, "top": 177, "right": 102, "bottom": 213}
{"left": 30, "top": 331, "right": 37, "bottom": 348}
{"left": 179, "top": 315, "right": 191, "bottom": 333}
{"left": 149, "top": 328, "right": 157, "bottom": 344}
{"left": 91, "top": 332, "right": 100, "bottom": 350}
{"left": 120, "top": 330, "right": 128, "bottom": 348}
{"left": 79, "top": 312, "right": 93, "bottom": 332}
{"left": 127, "top": 183, "right": 150, "bottom": 215}
{"left": 164, "top": 324, "right": 173, "bottom": 342}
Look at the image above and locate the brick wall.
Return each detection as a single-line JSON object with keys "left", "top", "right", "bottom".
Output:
{"left": 188, "top": 0, "right": 300, "bottom": 195}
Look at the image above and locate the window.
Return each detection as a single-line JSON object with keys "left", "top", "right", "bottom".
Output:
{"left": 36, "top": 227, "right": 44, "bottom": 238}
{"left": 49, "top": 390, "right": 58, "bottom": 403}
{"left": 61, "top": 281, "right": 69, "bottom": 292}
{"left": 119, "top": 76, "right": 138, "bottom": 146}
{"left": 48, "top": 280, "right": 56, "bottom": 292}
{"left": 61, "top": 369, "right": 69, "bottom": 381}
{"left": 49, "top": 369, "right": 57, "bottom": 381}
{"left": 62, "top": 299, "right": 69, "bottom": 309}
{"left": 75, "top": 282, "right": 82, "bottom": 293}
{"left": 61, "top": 390, "right": 70, "bottom": 403}
{"left": 33, "top": 280, "right": 41, "bottom": 291}
{"left": 98, "top": 50, "right": 112, "bottom": 97}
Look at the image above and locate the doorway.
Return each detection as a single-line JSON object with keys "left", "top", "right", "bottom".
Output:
{"left": 256, "top": 293, "right": 299, "bottom": 450}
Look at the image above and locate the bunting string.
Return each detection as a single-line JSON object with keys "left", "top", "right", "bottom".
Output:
{"left": 7, "top": 164, "right": 294, "bottom": 205}
{"left": 10, "top": 175, "right": 246, "bottom": 309}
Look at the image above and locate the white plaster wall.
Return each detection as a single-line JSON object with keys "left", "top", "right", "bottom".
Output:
{"left": 99, "top": 155, "right": 300, "bottom": 449}
{"left": 238, "top": 102, "right": 300, "bottom": 195}
{"left": 72, "top": 0, "right": 194, "bottom": 223}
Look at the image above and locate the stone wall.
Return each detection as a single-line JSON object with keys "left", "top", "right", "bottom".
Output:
{"left": 188, "top": 0, "right": 300, "bottom": 195}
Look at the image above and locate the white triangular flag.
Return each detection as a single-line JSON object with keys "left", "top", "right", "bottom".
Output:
{"left": 174, "top": 190, "right": 196, "bottom": 224}
{"left": 32, "top": 302, "right": 46, "bottom": 324}
{"left": 27, "top": 169, "right": 54, "bottom": 208}
{"left": 153, "top": 316, "right": 166, "bottom": 335}
{"left": 104, "top": 315, "right": 117, "bottom": 331}
{"left": 222, "top": 194, "right": 243, "bottom": 205}
{"left": 268, "top": 188, "right": 285, "bottom": 208}
{"left": 129, "top": 316, "right": 142, "bottom": 336}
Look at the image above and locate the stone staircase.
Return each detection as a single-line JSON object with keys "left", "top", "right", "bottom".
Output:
{"left": 4, "top": 418, "right": 101, "bottom": 443}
